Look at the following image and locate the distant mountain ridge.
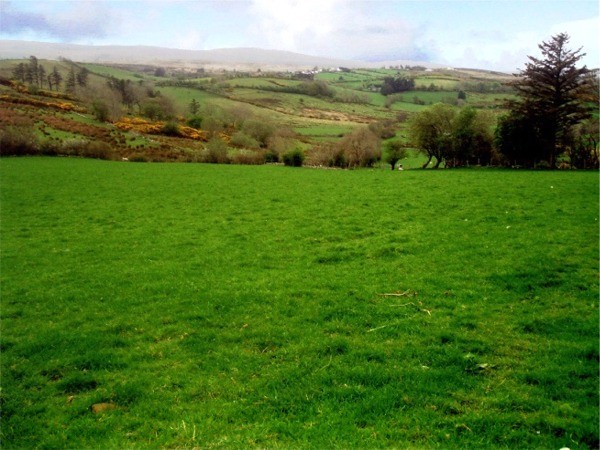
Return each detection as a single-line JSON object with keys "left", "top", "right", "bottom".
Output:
{"left": 0, "top": 40, "right": 444, "bottom": 71}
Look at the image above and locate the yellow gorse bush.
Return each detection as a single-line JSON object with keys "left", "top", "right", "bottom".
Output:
{"left": 114, "top": 117, "right": 209, "bottom": 141}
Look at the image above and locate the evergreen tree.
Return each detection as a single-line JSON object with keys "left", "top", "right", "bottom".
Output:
{"left": 12, "top": 63, "right": 25, "bottom": 83}
{"left": 508, "top": 33, "right": 593, "bottom": 167}
{"left": 50, "top": 66, "right": 62, "bottom": 91}
{"left": 37, "top": 65, "right": 46, "bottom": 89}
{"left": 66, "top": 67, "right": 77, "bottom": 94}
{"left": 189, "top": 98, "right": 200, "bottom": 115}
{"left": 76, "top": 67, "right": 89, "bottom": 87}
{"left": 28, "top": 56, "right": 39, "bottom": 86}
{"left": 24, "top": 65, "right": 34, "bottom": 85}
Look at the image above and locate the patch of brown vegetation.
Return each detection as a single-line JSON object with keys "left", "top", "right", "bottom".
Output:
{"left": 90, "top": 402, "right": 118, "bottom": 414}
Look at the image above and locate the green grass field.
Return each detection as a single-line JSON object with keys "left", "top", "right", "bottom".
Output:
{"left": 1, "top": 158, "right": 598, "bottom": 449}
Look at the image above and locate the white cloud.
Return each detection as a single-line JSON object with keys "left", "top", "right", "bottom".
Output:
{"left": 248, "top": 0, "right": 428, "bottom": 61}
{"left": 551, "top": 17, "right": 600, "bottom": 68}
{"left": 249, "top": 0, "right": 345, "bottom": 51}
{"left": 171, "top": 29, "right": 207, "bottom": 51}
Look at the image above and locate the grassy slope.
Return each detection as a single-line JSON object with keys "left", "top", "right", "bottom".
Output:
{"left": 0, "top": 59, "right": 512, "bottom": 156}
{"left": 1, "top": 158, "right": 598, "bottom": 449}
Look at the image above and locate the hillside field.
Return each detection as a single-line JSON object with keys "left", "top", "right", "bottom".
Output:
{"left": 1, "top": 158, "right": 598, "bottom": 448}
{"left": 0, "top": 58, "right": 513, "bottom": 165}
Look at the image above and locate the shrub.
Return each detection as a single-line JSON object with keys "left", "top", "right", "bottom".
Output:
{"left": 229, "top": 131, "right": 260, "bottom": 149}
{"left": 38, "top": 139, "right": 60, "bottom": 156}
{"left": 339, "top": 127, "right": 381, "bottom": 168}
{"left": 80, "top": 141, "right": 112, "bottom": 160}
{"left": 91, "top": 100, "right": 110, "bottom": 122}
{"left": 230, "top": 149, "right": 265, "bottom": 165}
{"left": 267, "top": 129, "right": 296, "bottom": 153}
{"left": 300, "top": 80, "right": 335, "bottom": 98}
{"left": 283, "top": 148, "right": 305, "bottom": 167}
{"left": 161, "top": 121, "right": 181, "bottom": 137}
{"left": 264, "top": 149, "right": 280, "bottom": 163}
{"left": 368, "top": 120, "right": 397, "bottom": 139}
{"left": 335, "top": 91, "right": 370, "bottom": 104}
{"left": 307, "top": 143, "right": 347, "bottom": 168}
{"left": 0, "top": 126, "right": 39, "bottom": 156}
{"left": 204, "top": 137, "right": 230, "bottom": 164}
{"left": 384, "top": 140, "right": 408, "bottom": 170}
{"left": 242, "top": 119, "right": 275, "bottom": 148}
{"left": 186, "top": 115, "right": 203, "bottom": 130}
{"left": 141, "top": 97, "right": 176, "bottom": 121}
{"left": 129, "top": 154, "right": 148, "bottom": 162}
{"left": 61, "top": 138, "right": 89, "bottom": 156}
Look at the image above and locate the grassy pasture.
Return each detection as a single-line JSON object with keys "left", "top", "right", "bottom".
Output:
{"left": 80, "top": 63, "right": 150, "bottom": 81}
{"left": 1, "top": 158, "right": 598, "bottom": 449}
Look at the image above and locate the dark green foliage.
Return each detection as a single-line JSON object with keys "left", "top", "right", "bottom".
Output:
{"left": 408, "top": 103, "right": 455, "bottom": 168}
{"left": 186, "top": 115, "right": 203, "bottom": 130}
{"left": 65, "top": 67, "right": 77, "bottom": 94}
{"left": 141, "top": 96, "right": 176, "bottom": 121}
{"left": 566, "top": 118, "right": 600, "bottom": 169}
{"left": 448, "top": 107, "right": 495, "bottom": 167}
{"left": 161, "top": 121, "right": 181, "bottom": 137}
{"left": 283, "top": 147, "right": 305, "bottom": 166}
{"left": 91, "top": 99, "right": 110, "bottom": 122}
{"left": 264, "top": 149, "right": 280, "bottom": 163}
{"left": 259, "top": 80, "right": 335, "bottom": 98}
{"left": 12, "top": 62, "right": 26, "bottom": 83}
{"left": 189, "top": 98, "right": 200, "bottom": 115}
{"left": 107, "top": 76, "right": 135, "bottom": 108}
{"left": 409, "top": 104, "right": 495, "bottom": 168}
{"left": 76, "top": 67, "right": 89, "bottom": 87}
{"left": 300, "top": 80, "right": 335, "bottom": 97}
{"left": 384, "top": 140, "right": 407, "bottom": 170}
{"left": 380, "top": 75, "right": 415, "bottom": 95}
{"left": 505, "top": 33, "right": 594, "bottom": 167}
{"left": 48, "top": 66, "right": 62, "bottom": 91}
{"left": 495, "top": 111, "right": 545, "bottom": 167}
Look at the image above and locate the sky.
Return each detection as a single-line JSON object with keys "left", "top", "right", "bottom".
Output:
{"left": 1, "top": 0, "right": 598, "bottom": 72}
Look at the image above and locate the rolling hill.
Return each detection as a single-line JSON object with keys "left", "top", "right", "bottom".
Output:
{"left": 0, "top": 40, "right": 445, "bottom": 71}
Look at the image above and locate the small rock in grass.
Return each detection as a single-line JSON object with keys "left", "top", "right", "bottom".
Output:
{"left": 90, "top": 402, "right": 118, "bottom": 414}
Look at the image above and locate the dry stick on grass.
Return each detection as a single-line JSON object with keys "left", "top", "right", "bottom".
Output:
{"left": 377, "top": 289, "right": 413, "bottom": 297}
{"left": 368, "top": 324, "right": 395, "bottom": 333}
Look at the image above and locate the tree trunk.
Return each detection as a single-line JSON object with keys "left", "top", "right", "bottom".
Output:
{"left": 421, "top": 155, "right": 432, "bottom": 169}
{"left": 433, "top": 157, "right": 442, "bottom": 169}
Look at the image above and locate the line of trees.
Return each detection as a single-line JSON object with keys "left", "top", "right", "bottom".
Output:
{"left": 380, "top": 75, "right": 415, "bottom": 95}
{"left": 11, "top": 56, "right": 89, "bottom": 93}
{"left": 409, "top": 34, "right": 599, "bottom": 169}
{"left": 408, "top": 104, "right": 495, "bottom": 168}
